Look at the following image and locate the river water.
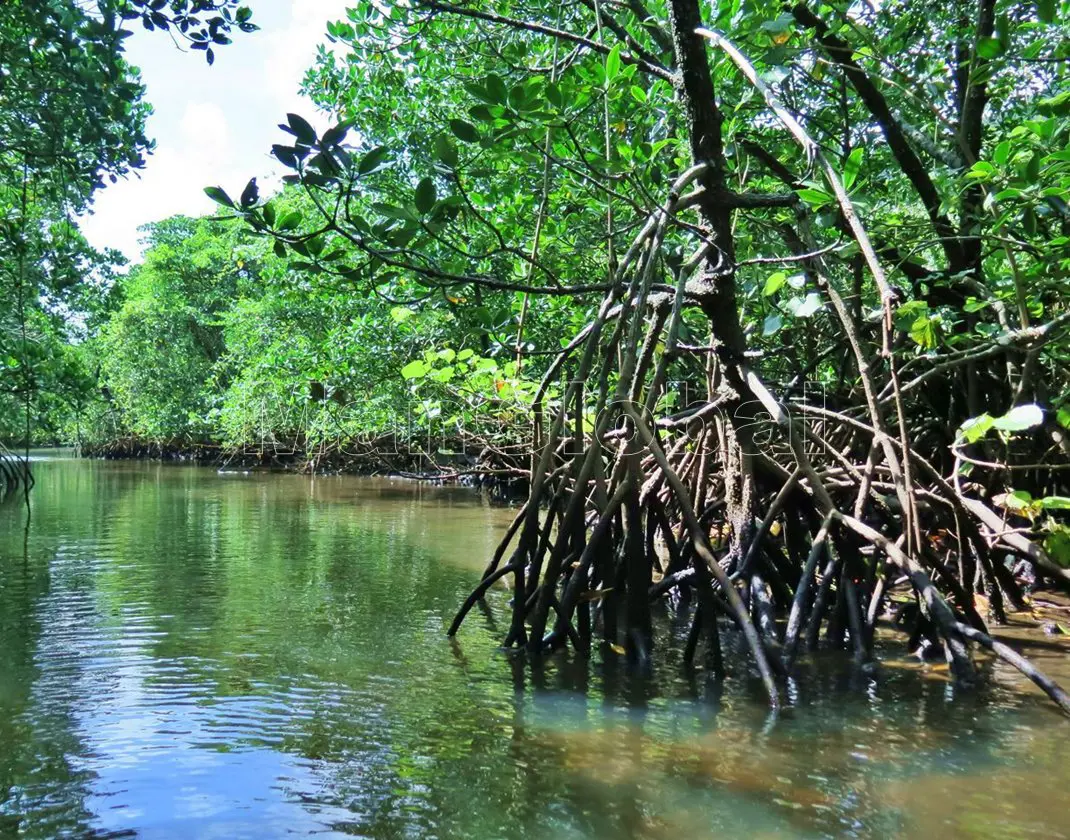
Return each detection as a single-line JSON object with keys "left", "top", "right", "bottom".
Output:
{"left": 1, "top": 456, "right": 1068, "bottom": 838}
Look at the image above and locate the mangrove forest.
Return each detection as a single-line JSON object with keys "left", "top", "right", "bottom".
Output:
{"left": 1, "top": 0, "right": 1070, "bottom": 835}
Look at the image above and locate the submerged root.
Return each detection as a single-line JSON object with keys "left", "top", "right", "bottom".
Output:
{"left": 445, "top": 240, "right": 1070, "bottom": 715}
{"left": 441, "top": 119, "right": 1069, "bottom": 714}
{"left": 0, "top": 443, "right": 32, "bottom": 505}
{"left": 450, "top": 396, "right": 1070, "bottom": 714}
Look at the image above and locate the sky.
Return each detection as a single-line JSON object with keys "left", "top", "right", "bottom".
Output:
{"left": 79, "top": 1, "right": 351, "bottom": 263}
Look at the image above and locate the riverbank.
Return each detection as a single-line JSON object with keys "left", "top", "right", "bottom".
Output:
{"left": 78, "top": 435, "right": 531, "bottom": 501}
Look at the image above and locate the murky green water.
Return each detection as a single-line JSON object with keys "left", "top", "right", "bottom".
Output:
{"left": 1, "top": 456, "right": 1069, "bottom": 839}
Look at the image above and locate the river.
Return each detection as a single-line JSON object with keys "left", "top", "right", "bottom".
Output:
{"left": 1, "top": 455, "right": 1068, "bottom": 838}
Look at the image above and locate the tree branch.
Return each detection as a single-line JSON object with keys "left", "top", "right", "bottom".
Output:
{"left": 790, "top": 2, "right": 966, "bottom": 272}
{"left": 421, "top": 1, "right": 676, "bottom": 83}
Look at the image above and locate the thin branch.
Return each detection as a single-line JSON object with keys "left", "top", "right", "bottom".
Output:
{"left": 421, "top": 1, "right": 677, "bottom": 82}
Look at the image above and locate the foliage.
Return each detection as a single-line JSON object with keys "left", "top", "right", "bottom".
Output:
{"left": 0, "top": 0, "right": 255, "bottom": 448}
{"left": 81, "top": 209, "right": 504, "bottom": 453}
{"left": 201, "top": 0, "right": 1070, "bottom": 690}
{"left": 19, "top": 0, "right": 1070, "bottom": 702}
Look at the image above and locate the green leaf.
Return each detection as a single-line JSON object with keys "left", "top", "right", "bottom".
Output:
{"left": 240, "top": 177, "right": 259, "bottom": 209}
{"left": 630, "top": 85, "right": 648, "bottom": 104}
{"left": 1023, "top": 153, "right": 1041, "bottom": 183}
{"left": 435, "top": 136, "right": 459, "bottom": 168}
{"left": 401, "top": 360, "right": 429, "bottom": 379}
{"left": 272, "top": 144, "right": 299, "bottom": 169}
{"left": 992, "top": 403, "right": 1044, "bottom": 432}
{"left": 997, "top": 13, "right": 1011, "bottom": 52}
{"left": 992, "top": 140, "right": 1011, "bottom": 167}
{"left": 843, "top": 147, "right": 864, "bottom": 191}
{"left": 1037, "top": 0, "right": 1056, "bottom": 23}
{"left": 286, "top": 113, "right": 317, "bottom": 145}
{"left": 1002, "top": 489, "right": 1035, "bottom": 513}
{"left": 484, "top": 74, "right": 508, "bottom": 105}
{"left": 464, "top": 82, "right": 493, "bottom": 105}
{"left": 415, "top": 177, "right": 437, "bottom": 214}
{"left": 959, "top": 413, "right": 995, "bottom": 443}
{"left": 1040, "top": 496, "right": 1070, "bottom": 511}
{"left": 449, "top": 119, "right": 479, "bottom": 143}
{"left": 1046, "top": 525, "right": 1070, "bottom": 568}
{"left": 605, "top": 44, "right": 622, "bottom": 83}
{"left": 758, "top": 12, "right": 793, "bottom": 33}
{"left": 277, "top": 211, "right": 302, "bottom": 231}
{"left": 762, "top": 271, "right": 787, "bottom": 296}
{"left": 895, "top": 300, "right": 929, "bottom": 327}
{"left": 797, "top": 188, "right": 832, "bottom": 206}
{"left": 372, "top": 202, "right": 414, "bottom": 221}
{"left": 762, "top": 313, "right": 783, "bottom": 336}
{"left": 204, "top": 186, "right": 234, "bottom": 208}
{"left": 358, "top": 146, "right": 391, "bottom": 175}
{"left": 1057, "top": 408, "right": 1070, "bottom": 429}
{"left": 426, "top": 365, "right": 452, "bottom": 383}
{"left": 909, "top": 315, "right": 938, "bottom": 350}
{"left": 1022, "top": 206, "right": 1038, "bottom": 236}
{"left": 321, "top": 121, "right": 351, "bottom": 147}
{"left": 975, "top": 37, "right": 1003, "bottom": 59}
{"left": 967, "top": 160, "right": 996, "bottom": 180}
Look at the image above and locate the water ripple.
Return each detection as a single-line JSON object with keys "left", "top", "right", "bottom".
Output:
{"left": 1, "top": 459, "right": 1068, "bottom": 839}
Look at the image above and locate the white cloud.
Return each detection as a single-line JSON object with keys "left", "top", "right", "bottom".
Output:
{"left": 180, "top": 101, "right": 232, "bottom": 165}
{"left": 81, "top": 100, "right": 235, "bottom": 259}
{"left": 263, "top": 0, "right": 350, "bottom": 117}
{"left": 79, "top": 0, "right": 350, "bottom": 263}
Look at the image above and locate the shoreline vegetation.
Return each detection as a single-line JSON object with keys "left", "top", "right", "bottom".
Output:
{"left": 75, "top": 436, "right": 531, "bottom": 498}
{"left": 1, "top": 0, "right": 1069, "bottom": 716}
{"left": 14, "top": 444, "right": 1070, "bottom": 715}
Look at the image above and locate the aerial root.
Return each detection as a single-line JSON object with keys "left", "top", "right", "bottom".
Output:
{"left": 444, "top": 207, "right": 1068, "bottom": 714}
{"left": 445, "top": 370, "right": 1070, "bottom": 714}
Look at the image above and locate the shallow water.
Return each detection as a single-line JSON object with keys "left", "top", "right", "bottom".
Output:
{"left": 1, "top": 456, "right": 1068, "bottom": 839}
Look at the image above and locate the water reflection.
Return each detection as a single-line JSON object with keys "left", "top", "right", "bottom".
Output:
{"left": 1, "top": 458, "right": 1068, "bottom": 838}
